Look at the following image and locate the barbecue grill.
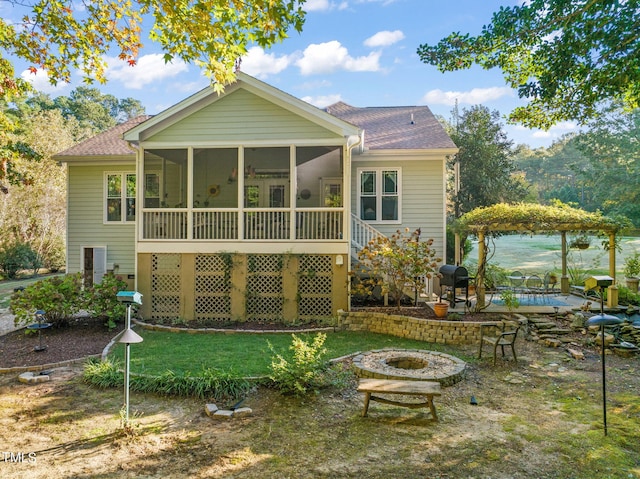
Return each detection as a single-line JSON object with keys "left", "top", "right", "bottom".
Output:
{"left": 439, "top": 265, "right": 472, "bottom": 308}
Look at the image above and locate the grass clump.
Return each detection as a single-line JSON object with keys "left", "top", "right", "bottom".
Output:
{"left": 83, "top": 358, "right": 250, "bottom": 401}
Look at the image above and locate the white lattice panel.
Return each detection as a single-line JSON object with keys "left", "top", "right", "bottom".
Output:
{"left": 246, "top": 254, "right": 284, "bottom": 321}
{"left": 298, "top": 255, "right": 333, "bottom": 320}
{"left": 151, "top": 254, "right": 181, "bottom": 321}
{"left": 194, "top": 254, "right": 232, "bottom": 321}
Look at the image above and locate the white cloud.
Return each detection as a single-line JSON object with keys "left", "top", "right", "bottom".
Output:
{"left": 304, "top": 0, "right": 349, "bottom": 11}
{"left": 107, "top": 54, "right": 188, "bottom": 89}
{"left": 364, "top": 30, "right": 405, "bottom": 48}
{"left": 240, "top": 47, "right": 293, "bottom": 78}
{"left": 301, "top": 94, "right": 343, "bottom": 108}
{"left": 305, "top": 0, "right": 331, "bottom": 10}
{"left": 20, "top": 68, "right": 69, "bottom": 94}
{"left": 296, "top": 41, "right": 381, "bottom": 75}
{"left": 422, "top": 87, "right": 514, "bottom": 105}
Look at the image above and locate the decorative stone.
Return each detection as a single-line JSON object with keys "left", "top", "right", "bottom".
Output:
{"left": 212, "top": 410, "right": 234, "bottom": 420}
{"left": 232, "top": 407, "right": 253, "bottom": 418}
{"left": 567, "top": 348, "right": 585, "bottom": 360}
{"left": 18, "top": 372, "right": 50, "bottom": 384}
{"left": 205, "top": 404, "right": 218, "bottom": 417}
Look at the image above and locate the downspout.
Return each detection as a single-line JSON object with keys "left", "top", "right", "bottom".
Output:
{"left": 346, "top": 132, "right": 363, "bottom": 310}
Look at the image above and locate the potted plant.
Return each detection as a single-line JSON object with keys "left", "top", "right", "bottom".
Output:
{"left": 623, "top": 251, "right": 640, "bottom": 292}
{"left": 433, "top": 301, "right": 449, "bottom": 318}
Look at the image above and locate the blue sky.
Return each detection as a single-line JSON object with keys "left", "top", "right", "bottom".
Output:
{"left": 12, "top": 0, "right": 578, "bottom": 148}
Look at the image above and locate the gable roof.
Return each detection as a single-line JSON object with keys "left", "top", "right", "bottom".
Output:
{"left": 325, "top": 102, "right": 457, "bottom": 150}
{"left": 123, "top": 72, "right": 360, "bottom": 143}
{"left": 55, "top": 115, "right": 150, "bottom": 160}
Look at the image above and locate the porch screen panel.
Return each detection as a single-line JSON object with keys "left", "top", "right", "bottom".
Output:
{"left": 143, "top": 149, "right": 187, "bottom": 208}
{"left": 193, "top": 148, "right": 238, "bottom": 208}
{"left": 295, "top": 146, "right": 343, "bottom": 208}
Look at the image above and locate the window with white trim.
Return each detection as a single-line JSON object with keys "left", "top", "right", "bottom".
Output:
{"left": 358, "top": 168, "right": 401, "bottom": 223}
{"left": 105, "top": 173, "right": 136, "bottom": 223}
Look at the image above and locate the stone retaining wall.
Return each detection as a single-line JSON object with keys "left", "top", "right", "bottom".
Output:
{"left": 337, "top": 310, "right": 499, "bottom": 345}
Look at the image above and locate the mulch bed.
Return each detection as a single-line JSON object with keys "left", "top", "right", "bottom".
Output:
{"left": 0, "top": 317, "right": 123, "bottom": 369}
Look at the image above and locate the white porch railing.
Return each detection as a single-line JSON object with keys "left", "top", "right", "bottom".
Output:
{"left": 351, "top": 213, "right": 384, "bottom": 251}
{"left": 143, "top": 210, "right": 188, "bottom": 239}
{"left": 194, "top": 210, "right": 238, "bottom": 240}
{"left": 141, "top": 209, "right": 344, "bottom": 241}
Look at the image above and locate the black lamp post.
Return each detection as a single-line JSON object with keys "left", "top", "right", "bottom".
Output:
{"left": 584, "top": 275, "right": 621, "bottom": 436}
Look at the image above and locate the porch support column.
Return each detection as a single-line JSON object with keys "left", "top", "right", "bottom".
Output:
{"left": 607, "top": 232, "right": 619, "bottom": 307}
{"left": 476, "top": 231, "right": 486, "bottom": 308}
{"left": 561, "top": 231, "right": 569, "bottom": 294}
{"left": 454, "top": 232, "right": 461, "bottom": 265}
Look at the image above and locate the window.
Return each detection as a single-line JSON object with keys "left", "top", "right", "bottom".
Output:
{"left": 358, "top": 168, "right": 400, "bottom": 222}
{"left": 106, "top": 173, "right": 136, "bottom": 223}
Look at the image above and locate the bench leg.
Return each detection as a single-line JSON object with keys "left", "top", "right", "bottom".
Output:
{"left": 427, "top": 396, "right": 438, "bottom": 421}
{"left": 362, "top": 392, "right": 371, "bottom": 417}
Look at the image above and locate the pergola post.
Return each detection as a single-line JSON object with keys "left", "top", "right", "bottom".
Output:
{"left": 476, "top": 231, "right": 486, "bottom": 308}
{"left": 561, "top": 231, "right": 569, "bottom": 294}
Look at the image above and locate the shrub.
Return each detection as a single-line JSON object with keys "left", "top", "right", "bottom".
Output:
{"left": 11, "top": 273, "right": 85, "bottom": 327}
{"left": 352, "top": 228, "right": 441, "bottom": 309}
{"left": 84, "top": 273, "right": 129, "bottom": 327}
{"left": 0, "top": 242, "right": 37, "bottom": 279}
{"left": 617, "top": 285, "right": 640, "bottom": 306}
{"left": 268, "top": 333, "right": 330, "bottom": 396}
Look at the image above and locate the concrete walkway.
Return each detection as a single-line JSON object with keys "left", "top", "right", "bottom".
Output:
{"left": 0, "top": 308, "right": 20, "bottom": 336}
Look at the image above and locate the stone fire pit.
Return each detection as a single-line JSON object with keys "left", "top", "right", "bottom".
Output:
{"left": 352, "top": 349, "right": 466, "bottom": 387}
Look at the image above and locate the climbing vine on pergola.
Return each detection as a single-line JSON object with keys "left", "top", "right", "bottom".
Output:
{"left": 450, "top": 203, "right": 628, "bottom": 311}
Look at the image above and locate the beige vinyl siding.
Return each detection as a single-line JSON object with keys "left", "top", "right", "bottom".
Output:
{"left": 351, "top": 155, "right": 446, "bottom": 257}
{"left": 147, "top": 89, "right": 342, "bottom": 143}
{"left": 67, "top": 164, "right": 136, "bottom": 275}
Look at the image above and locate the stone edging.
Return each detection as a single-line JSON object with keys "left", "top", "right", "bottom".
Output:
{"left": 0, "top": 354, "right": 102, "bottom": 375}
{"left": 132, "top": 318, "right": 336, "bottom": 335}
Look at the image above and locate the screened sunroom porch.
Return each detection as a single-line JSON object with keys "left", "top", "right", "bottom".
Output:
{"left": 139, "top": 144, "right": 346, "bottom": 242}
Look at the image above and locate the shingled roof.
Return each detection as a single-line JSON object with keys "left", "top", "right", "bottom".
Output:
{"left": 56, "top": 99, "right": 456, "bottom": 158}
{"left": 324, "top": 102, "right": 456, "bottom": 150}
{"left": 55, "top": 115, "right": 151, "bottom": 158}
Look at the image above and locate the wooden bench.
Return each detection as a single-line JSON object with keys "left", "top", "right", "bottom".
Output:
{"left": 357, "top": 378, "right": 442, "bottom": 420}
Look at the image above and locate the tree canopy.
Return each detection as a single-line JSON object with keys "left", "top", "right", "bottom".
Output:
{"left": 0, "top": 0, "right": 307, "bottom": 191}
{"left": 1, "top": 0, "right": 306, "bottom": 95}
{"left": 445, "top": 105, "right": 528, "bottom": 217}
{"left": 417, "top": 0, "right": 640, "bottom": 129}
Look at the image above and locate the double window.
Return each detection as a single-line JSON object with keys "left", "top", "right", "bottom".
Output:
{"left": 105, "top": 173, "right": 136, "bottom": 223}
{"left": 358, "top": 168, "right": 400, "bottom": 223}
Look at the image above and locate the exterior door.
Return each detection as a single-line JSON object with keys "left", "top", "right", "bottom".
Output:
{"left": 82, "top": 247, "right": 106, "bottom": 286}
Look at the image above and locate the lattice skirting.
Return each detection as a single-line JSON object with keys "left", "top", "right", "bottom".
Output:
{"left": 145, "top": 253, "right": 343, "bottom": 323}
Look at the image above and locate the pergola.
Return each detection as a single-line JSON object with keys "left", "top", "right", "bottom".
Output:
{"left": 451, "top": 203, "right": 624, "bottom": 309}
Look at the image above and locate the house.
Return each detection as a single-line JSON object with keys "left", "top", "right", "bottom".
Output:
{"left": 55, "top": 72, "right": 457, "bottom": 323}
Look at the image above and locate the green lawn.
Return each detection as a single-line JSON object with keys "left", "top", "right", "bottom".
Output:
{"left": 108, "top": 330, "right": 466, "bottom": 377}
